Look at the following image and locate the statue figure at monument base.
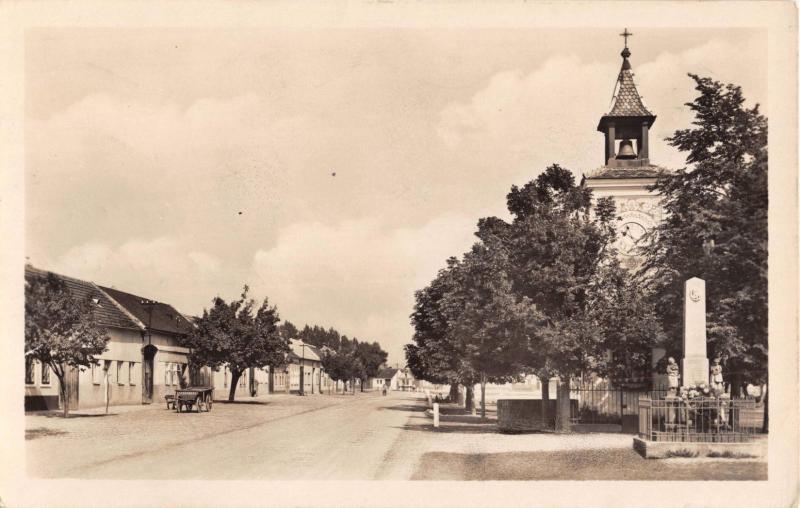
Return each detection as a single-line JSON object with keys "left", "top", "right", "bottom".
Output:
{"left": 666, "top": 357, "right": 680, "bottom": 396}
{"left": 710, "top": 357, "right": 724, "bottom": 395}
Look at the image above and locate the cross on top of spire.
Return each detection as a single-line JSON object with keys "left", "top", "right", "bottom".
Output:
{"left": 620, "top": 28, "right": 633, "bottom": 48}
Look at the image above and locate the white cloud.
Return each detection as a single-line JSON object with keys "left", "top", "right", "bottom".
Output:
{"left": 46, "top": 237, "right": 225, "bottom": 314}
{"left": 436, "top": 36, "right": 765, "bottom": 177}
{"left": 252, "top": 214, "right": 477, "bottom": 362}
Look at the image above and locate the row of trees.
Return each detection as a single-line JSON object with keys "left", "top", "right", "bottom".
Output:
{"left": 280, "top": 322, "right": 388, "bottom": 393}
{"left": 406, "top": 74, "right": 768, "bottom": 430}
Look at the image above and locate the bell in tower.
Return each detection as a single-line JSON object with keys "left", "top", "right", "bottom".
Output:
{"left": 596, "top": 29, "right": 656, "bottom": 169}
{"left": 617, "top": 139, "right": 636, "bottom": 159}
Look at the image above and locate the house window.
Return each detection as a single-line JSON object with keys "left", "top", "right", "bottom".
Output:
{"left": 223, "top": 366, "right": 228, "bottom": 388}
{"left": 165, "top": 362, "right": 172, "bottom": 386}
{"left": 173, "top": 364, "right": 181, "bottom": 386}
{"left": 41, "top": 363, "right": 51, "bottom": 385}
{"left": 25, "top": 358, "right": 34, "bottom": 385}
{"left": 92, "top": 362, "right": 101, "bottom": 384}
{"left": 129, "top": 362, "right": 136, "bottom": 385}
{"left": 117, "top": 361, "right": 124, "bottom": 385}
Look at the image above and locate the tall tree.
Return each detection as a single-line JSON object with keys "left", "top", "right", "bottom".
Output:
{"left": 25, "top": 270, "right": 109, "bottom": 417}
{"left": 479, "top": 164, "right": 662, "bottom": 430}
{"left": 187, "top": 286, "right": 290, "bottom": 401}
{"left": 639, "top": 74, "right": 768, "bottom": 398}
{"left": 408, "top": 258, "right": 475, "bottom": 406}
{"left": 441, "top": 239, "right": 542, "bottom": 418}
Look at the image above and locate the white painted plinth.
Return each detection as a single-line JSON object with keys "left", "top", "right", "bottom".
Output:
{"left": 682, "top": 356, "right": 710, "bottom": 387}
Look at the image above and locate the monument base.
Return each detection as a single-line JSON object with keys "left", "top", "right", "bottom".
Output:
{"left": 682, "top": 356, "right": 709, "bottom": 387}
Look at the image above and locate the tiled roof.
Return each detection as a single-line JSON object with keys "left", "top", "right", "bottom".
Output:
{"left": 99, "top": 286, "right": 194, "bottom": 336}
{"left": 606, "top": 55, "right": 653, "bottom": 117}
{"left": 288, "top": 339, "right": 322, "bottom": 362}
{"left": 25, "top": 266, "right": 144, "bottom": 331}
{"left": 584, "top": 164, "right": 668, "bottom": 179}
{"left": 376, "top": 367, "right": 399, "bottom": 379}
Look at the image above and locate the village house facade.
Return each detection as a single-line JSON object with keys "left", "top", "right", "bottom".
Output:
{"left": 24, "top": 266, "right": 192, "bottom": 411}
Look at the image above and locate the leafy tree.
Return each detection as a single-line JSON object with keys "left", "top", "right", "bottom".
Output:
{"left": 322, "top": 349, "right": 360, "bottom": 394}
{"left": 187, "top": 286, "right": 289, "bottom": 401}
{"left": 279, "top": 321, "right": 299, "bottom": 341}
{"left": 441, "top": 239, "right": 542, "bottom": 418}
{"left": 354, "top": 341, "right": 388, "bottom": 391}
{"left": 477, "top": 164, "right": 662, "bottom": 430}
{"left": 25, "top": 269, "right": 109, "bottom": 417}
{"left": 408, "top": 258, "right": 476, "bottom": 406}
{"left": 639, "top": 74, "right": 768, "bottom": 400}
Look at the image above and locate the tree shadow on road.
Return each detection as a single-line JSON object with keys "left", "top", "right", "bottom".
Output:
{"left": 39, "top": 412, "right": 120, "bottom": 419}
{"left": 396, "top": 422, "right": 499, "bottom": 434}
{"left": 213, "top": 400, "right": 271, "bottom": 405}
{"left": 26, "top": 427, "right": 68, "bottom": 440}
{"left": 378, "top": 404, "right": 426, "bottom": 413}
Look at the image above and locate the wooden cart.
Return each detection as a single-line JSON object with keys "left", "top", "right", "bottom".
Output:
{"left": 175, "top": 387, "right": 214, "bottom": 413}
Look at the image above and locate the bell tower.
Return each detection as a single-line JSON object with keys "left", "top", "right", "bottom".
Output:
{"left": 583, "top": 29, "right": 668, "bottom": 271}
{"left": 597, "top": 28, "right": 656, "bottom": 168}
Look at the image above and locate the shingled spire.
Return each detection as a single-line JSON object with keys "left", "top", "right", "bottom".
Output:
{"left": 607, "top": 46, "right": 653, "bottom": 117}
{"left": 597, "top": 30, "right": 656, "bottom": 167}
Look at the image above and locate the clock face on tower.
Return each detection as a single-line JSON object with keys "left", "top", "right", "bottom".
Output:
{"left": 618, "top": 221, "right": 647, "bottom": 256}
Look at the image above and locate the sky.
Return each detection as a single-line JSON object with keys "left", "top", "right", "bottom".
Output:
{"left": 25, "top": 27, "right": 767, "bottom": 365}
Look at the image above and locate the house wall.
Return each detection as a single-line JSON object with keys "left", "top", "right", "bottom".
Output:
{"left": 24, "top": 359, "right": 60, "bottom": 410}
{"left": 211, "top": 365, "right": 251, "bottom": 400}
{"left": 288, "top": 359, "right": 322, "bottom": 394}
{"left": 24, "top": 327, "right": 181, "bottom": 411}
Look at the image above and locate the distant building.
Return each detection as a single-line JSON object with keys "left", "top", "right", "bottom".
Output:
{"left": 372, "top": 367, "right": 416, "bottom": 391}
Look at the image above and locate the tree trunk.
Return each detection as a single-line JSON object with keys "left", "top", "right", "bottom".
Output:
{"left": 104, "top": 367, "right": 110, "bottom": 414}
{"left": 57, "top": 371, "right": 69, "bottom": 418}
{"left": 480, "top": 373, "right": 487, "bottom": 419}
{"left": 555, "top": 378, "right": 572, "bottom": 432}
{"left": 465, "top": 385, "right": 474, "bottom": 411}
{"left": 761, "top": 386, "right": 768, "bottom": 433}
{"left": 730, "top": 372, "right": 742, "bottom": 398}
{"left": 229, "top": 370, "right": 242, "bottom": 401}
{"left": 448, "top": 382, "right": 459, "bottom": 402}
{"left": 540, "top": 374, "right": 550, "bottom": 429}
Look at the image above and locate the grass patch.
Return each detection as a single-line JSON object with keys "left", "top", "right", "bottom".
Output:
{"left": 664, "top": 449, "right": 699, "bottom": 458}
{"left": 412, "top": 449, "right": 767, "bottom": 480}
{"left": 707, "top": 450, "right": 757, "bottom": 459}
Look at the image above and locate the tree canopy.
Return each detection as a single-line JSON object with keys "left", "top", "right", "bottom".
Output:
{"left": 25, "top": 269, "right": 109, "bottom": 416}
{"left": 187, "top": 286, "right": 289, "bottom": 400}
{"left": 639, "top": 74, "right": 768, "bottom": 388}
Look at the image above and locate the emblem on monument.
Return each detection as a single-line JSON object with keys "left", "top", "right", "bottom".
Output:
{"left": 689, "top": 288, "right": 701, "bottom": 302}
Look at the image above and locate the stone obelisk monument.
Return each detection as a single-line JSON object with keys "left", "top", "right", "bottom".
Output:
{"left": 682, "top": 277, "right": 709, "bottom": 386}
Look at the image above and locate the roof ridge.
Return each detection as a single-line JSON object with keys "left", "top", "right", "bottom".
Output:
{"left": 94, "top": 284, "right": 147, "bottom": 330}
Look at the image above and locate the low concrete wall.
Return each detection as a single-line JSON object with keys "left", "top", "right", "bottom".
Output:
{"left": 497, "top": 399, "right": 578, "bottom": 432}
{"left": 633, "top": 436, "right": 766, "bottom": 459}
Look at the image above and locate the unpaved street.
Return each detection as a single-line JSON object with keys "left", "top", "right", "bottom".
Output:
{"left": 27, "top": 392, "right": 425, "bottom": 480}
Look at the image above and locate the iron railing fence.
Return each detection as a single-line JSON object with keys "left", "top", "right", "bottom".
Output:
{"left": 638, "top": 396, "right": 761, "bottom": 442}
{"left": 569, "top": 377, "right": 669, "bottom": 425}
